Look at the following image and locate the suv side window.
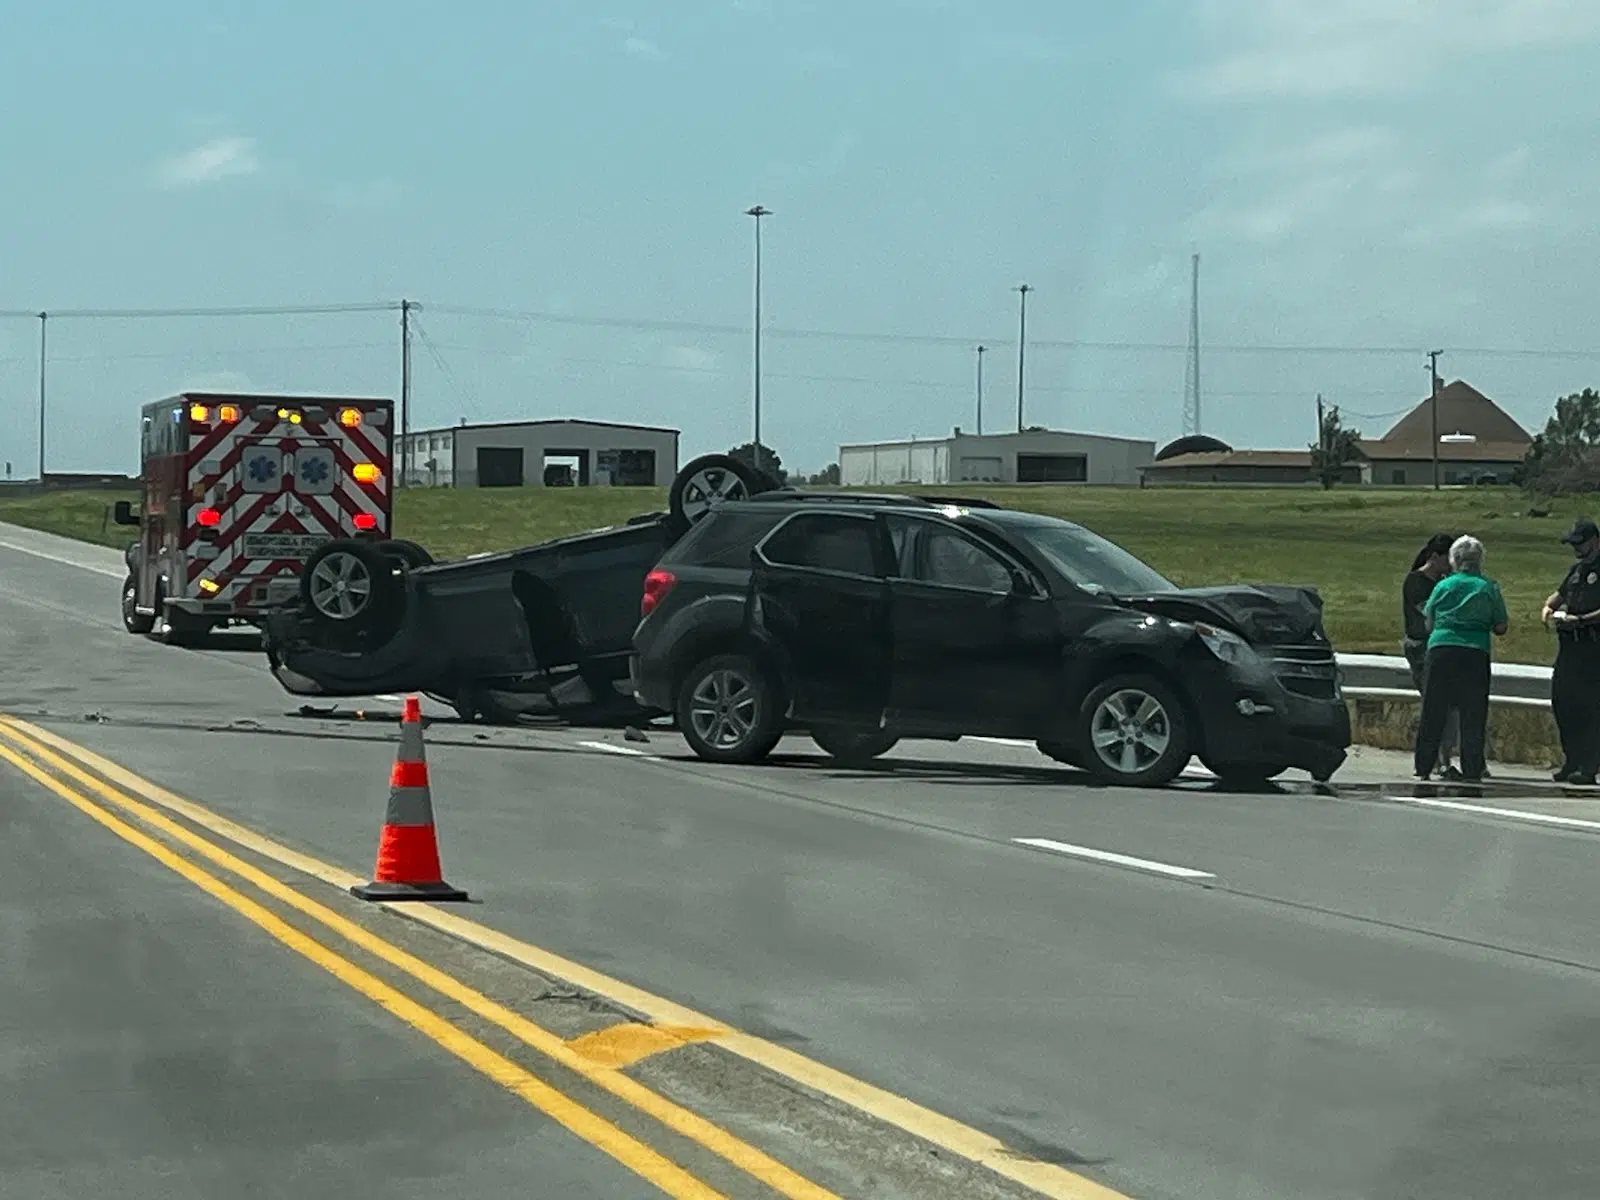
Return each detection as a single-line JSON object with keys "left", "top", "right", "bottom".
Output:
{"left": 887, "top": 516, "right": 1014, "bottom": 593}
{"left": 663, "top": 509, "right": 787, "bottom": 568}
{"left": 760, "top": 513, "right": 881, "bottom": 577}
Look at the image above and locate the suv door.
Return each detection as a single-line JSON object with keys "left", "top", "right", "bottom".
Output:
{"left": 884, "top": 514, "right": 1061, "bottom": 736}
{"left": 750, "top": 511, "right": 891, "bottom": 727}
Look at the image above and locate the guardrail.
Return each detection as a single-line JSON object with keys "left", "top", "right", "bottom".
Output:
{"left": 1336, "top": 652, "right": 1552, "bottom": 709}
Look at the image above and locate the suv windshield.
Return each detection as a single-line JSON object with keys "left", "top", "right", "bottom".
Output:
{"left": 999, "top": 515, "right": 1176, "bottom": 596}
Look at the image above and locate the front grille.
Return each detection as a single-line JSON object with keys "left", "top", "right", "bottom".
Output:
{"left": 1269, "top": 642, "right": 1339, "bottom": 701}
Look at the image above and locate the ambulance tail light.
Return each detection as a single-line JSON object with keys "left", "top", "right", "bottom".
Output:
{"left": 352, "top": 512, "right": 378, "bottom": 531}
{"left": 196, "top": 507, "right": 222, "bottom": 528}
{"left": 352, "top": 463, "right": 381, "bottom": 484}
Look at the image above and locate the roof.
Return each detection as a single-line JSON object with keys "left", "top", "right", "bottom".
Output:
{"left": 410, "top": 417, "right": 681, "bottom": 437}
{"left": 1357, "top": 438, "right": 1529, "bottom": 462}
{"left": 840, "top": 429, "right": 1154, "bottom": 451}
{"left": 1377, "top": 380, "right": 1531, "bottom": 449}
{"left": 1142, "top": 450, "right": 1315, "bottom": 470}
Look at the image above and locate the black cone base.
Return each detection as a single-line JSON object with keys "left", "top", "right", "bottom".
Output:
{"left": 350, "top": 879, "right": 471, "bottom": 903}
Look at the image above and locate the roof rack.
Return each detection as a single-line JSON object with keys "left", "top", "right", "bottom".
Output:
{"left": 910, "top": 494, "right": 1001, "bottom": 510}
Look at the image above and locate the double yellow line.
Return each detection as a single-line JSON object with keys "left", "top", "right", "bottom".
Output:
{"left": 0, "top": 716, "right": 837, "bottom": 1200}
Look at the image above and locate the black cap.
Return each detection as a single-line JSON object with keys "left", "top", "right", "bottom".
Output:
{"left": 1561, "top": 517, "right": 1600, "bottom": 546}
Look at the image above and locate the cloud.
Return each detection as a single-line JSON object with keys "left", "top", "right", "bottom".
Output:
{"left": 663, "top": 345, "right": 719, "bottom": 373}
{"left": 623, "top": 36, "right": 662, "bottom": 59}
{"left": 1402, "top": 198, "right": 1539, "bottom": 244}
{"left": 1178, "top": 0, "right": 1600, "bottom": 101}
{"left": 154, "top": 136, "right": 259, "bottom": 188}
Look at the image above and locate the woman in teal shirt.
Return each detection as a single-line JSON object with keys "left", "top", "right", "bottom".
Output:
{"left": 1414, "top": 534, "right": 1509, "bottom": 782}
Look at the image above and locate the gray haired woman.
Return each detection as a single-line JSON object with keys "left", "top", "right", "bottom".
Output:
{"left": 1414, "top": 534, "right": 1509, "bottom": 782}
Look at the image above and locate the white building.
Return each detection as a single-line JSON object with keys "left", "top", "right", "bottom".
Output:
{"left": 839, "top": 428, "right": 1156, "bottom": 487}
{"left": 400, "top": 419, "right": 680, "bottom": 488}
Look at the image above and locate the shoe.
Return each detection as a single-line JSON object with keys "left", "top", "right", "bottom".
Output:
{"left": 1569, "top": 774, "right": 1598, "bottom": 787}
{"left": 1439, "top": 765, "right": 1463, "bottom": 781}
{"left": 1554, "top": 766, "right": 1576, "bottom": 783}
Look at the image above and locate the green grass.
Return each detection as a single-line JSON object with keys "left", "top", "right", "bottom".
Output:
{"left": 5, "top": 483, "right": 1590, "bottom": 667}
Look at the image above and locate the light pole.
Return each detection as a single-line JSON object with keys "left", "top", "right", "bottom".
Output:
{"left": 1014, "top": 284, "right": 1031, "bottom": 432}
{"left": 1427, "top": 349, "right": 1443, "bottom": 491}
{"left": 975, "top": 344, "right": 987, "bottom": 435}
{"left": 745, "top": 205, "right": 771, "bottom": 459}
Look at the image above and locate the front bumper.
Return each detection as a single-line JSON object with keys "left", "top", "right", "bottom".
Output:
{"left": 1190, "top": 649, "right": 1351, "bottom": 778}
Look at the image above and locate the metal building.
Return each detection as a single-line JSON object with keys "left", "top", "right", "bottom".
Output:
{"left": 839, "top": 429, "right": 1156, "bottom": 487}
{"left": 399, "top": 419, "right": 680, "bottom": 488}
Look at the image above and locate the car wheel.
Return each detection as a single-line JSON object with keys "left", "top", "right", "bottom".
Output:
{"left": 668, "top": 454, "right": 764, "bottom": 528}
{"left": 676, "top": 653, "right": 782, "bottom": 764}
{"left": 302, "top": 539, "right": 401, "bottom": 633}
{"left": 1201, "top": 760, "right": 1288, "bottom": 788}
{"left": 121, "top": 574, "right": 154, "bottom": 635}
{"left": 1078, "top": 674, "right": 1191, "bottom": 788}
{"left": 1035, "top": 739, "right": 1084, "bottom": 769}
{"left": 811, "top": 724, "right": 899, "bottom": 766}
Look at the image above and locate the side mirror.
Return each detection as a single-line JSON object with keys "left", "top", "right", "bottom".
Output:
{"left": 1010, "top": 568, "right": 1037, "bottom": 597}
{"left": 112, "top": 500, "right": 139, "bottom": 527}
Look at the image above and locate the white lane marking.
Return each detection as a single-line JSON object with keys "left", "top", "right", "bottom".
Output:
{"left": 1389, "top": 795, "right": 1600, "bottom": 833}
{"left": 577, "top": 739, "right": 663, "bottom": 761}
{"left": 0, "top": 539, "right": 123, "bottom": 579}
{"left": 1012, "top": 837, "right": 1216, "bottom": 880}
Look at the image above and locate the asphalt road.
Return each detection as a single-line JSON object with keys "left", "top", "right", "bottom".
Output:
{"left": 0, "top": 741, "right": 668, "bottom": 1200}
{"left": 5, "top": 520, "right": 1600, "bottom": 1199}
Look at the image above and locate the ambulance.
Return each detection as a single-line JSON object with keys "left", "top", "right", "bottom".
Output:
{"left": 115, "top": 392, "right": 395, "bottom": 643}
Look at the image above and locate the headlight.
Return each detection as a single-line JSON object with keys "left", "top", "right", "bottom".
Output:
{"left": 1194, "top": 621, "right": 1257, "bottom": 667}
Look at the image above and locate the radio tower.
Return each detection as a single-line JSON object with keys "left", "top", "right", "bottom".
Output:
{"left": 1181, "top": 252, "right": 1202, "bottom": 436}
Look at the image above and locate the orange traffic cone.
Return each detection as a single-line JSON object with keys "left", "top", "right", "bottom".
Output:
{"left": 350, "top": 696, "right": 471, "bottom": 902}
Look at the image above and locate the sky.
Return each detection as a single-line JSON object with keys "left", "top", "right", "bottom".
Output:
{"left": 3, "top": 0, "right": 1600, "bottom": 477}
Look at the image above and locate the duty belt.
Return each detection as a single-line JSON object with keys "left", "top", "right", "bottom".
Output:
{"left": 1558, "top": 626, "right": 1600, "bottom": 643}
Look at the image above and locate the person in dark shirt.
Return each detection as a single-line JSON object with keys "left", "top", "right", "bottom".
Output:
{"left": 1541, "top": 517, "right": 1600, "bottom": 784}
{"left": 1402, "top": 532, "right": 1459, "bottom": 778}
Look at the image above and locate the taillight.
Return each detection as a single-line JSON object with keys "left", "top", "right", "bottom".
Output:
{"left": 352, "top": 512, "right": 378, "bottom": 531}
{"left": 641, "top": 568, "right": 676, "bottom": 617}
{"left": 196, "top": 507, "right": 221, "bottom": 527}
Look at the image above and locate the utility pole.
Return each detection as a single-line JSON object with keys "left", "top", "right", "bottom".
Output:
{"left": 1182, "top": 252, "right": 1202, "bottom": 436}
{"left": 1316, "top": 393, "right": 1325, "bottom": 454}
{"left": 975, "top": 344, "right": 987, "bottom": 435}
{"left": 1427, "top": 349, "right": 1443, "bottom": 491}
{"left": 37, "top": 312, "right": 48, "bottom": 482}
{"left": 1014, "top": 283, "right": 1031, "bottom": 432}
{"left": 400, "top": 299, "right": 414, "bottom": 489}
{"left": 746, "top": 206, "right": 771, "bottom": 459}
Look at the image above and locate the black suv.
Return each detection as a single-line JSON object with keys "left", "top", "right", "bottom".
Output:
{"left": 630, "top": 492, "right": 1350, "bottom": 787}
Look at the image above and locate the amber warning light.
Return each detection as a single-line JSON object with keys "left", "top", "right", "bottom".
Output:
{"left": 338, "top": 408, "right": 363, "bottom": 428}
{"left": 352, "top": 463, "right": 381, "bottom": 484}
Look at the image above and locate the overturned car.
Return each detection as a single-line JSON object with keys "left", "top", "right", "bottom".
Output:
{"left": 261, "top": 454, "right": 774, "bottom": 724}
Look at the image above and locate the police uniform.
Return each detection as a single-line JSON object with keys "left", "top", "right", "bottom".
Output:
{"left": 1551, "top": 518, "right": 1600, "bottom": 783}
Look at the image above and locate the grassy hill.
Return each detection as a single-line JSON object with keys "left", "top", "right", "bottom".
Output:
{"left": 5, "top": 483, "right": 1589, "bottom": 666}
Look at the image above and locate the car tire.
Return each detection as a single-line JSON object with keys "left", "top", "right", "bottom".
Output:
{"left": 302, "top": 539, "right": 402, "bottom": 635}
{"left": 378, "top": 538, "right": 434, "bottom": 571}
{"left": 1077, "top": 673, "right": 1191, "bottom": 789}
{"left": 668, "top": 454, "right": 765, "bottom": 528}
{"left": 1201, "top": 760, "right": 1288, "bottom": 788}
{"left": 121, "top": 574, "right": 154, "bottom": 635}
{"left": 1035, "top": 739, "right": 1084, "bottom": 770}
{"left": 676, "top": 653, "right": 783, "bottom": 764}
{"left": 811, "top": 724, "right": 899, "bottom": 766}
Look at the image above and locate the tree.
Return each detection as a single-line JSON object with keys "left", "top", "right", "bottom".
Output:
{"left": 1519, "top": 388, "right": 1600, "bottom": 494}
{"left": 807, "top": 463, "right": 841, "bottom": 486}
{"left": 1309, "top": 405, "right": 1362, "bottom": 490}
{"left": 728, "top": 441, "right": 785, "bottom": 485}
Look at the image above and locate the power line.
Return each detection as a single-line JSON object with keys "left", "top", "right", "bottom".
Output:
{"left": 0, "top": 301, "right": 398, "bottom": 320}
{"left": 4, "top": 295, "right": 1600, "bottom": 361}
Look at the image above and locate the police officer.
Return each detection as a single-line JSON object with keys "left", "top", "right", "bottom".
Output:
{"left": 1541, "top": 516, "right": 1600, "bottom": 784}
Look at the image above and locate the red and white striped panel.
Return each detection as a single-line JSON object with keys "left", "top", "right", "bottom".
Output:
{"left": 181, "top": 403, "right": 393, "bottom": 609}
